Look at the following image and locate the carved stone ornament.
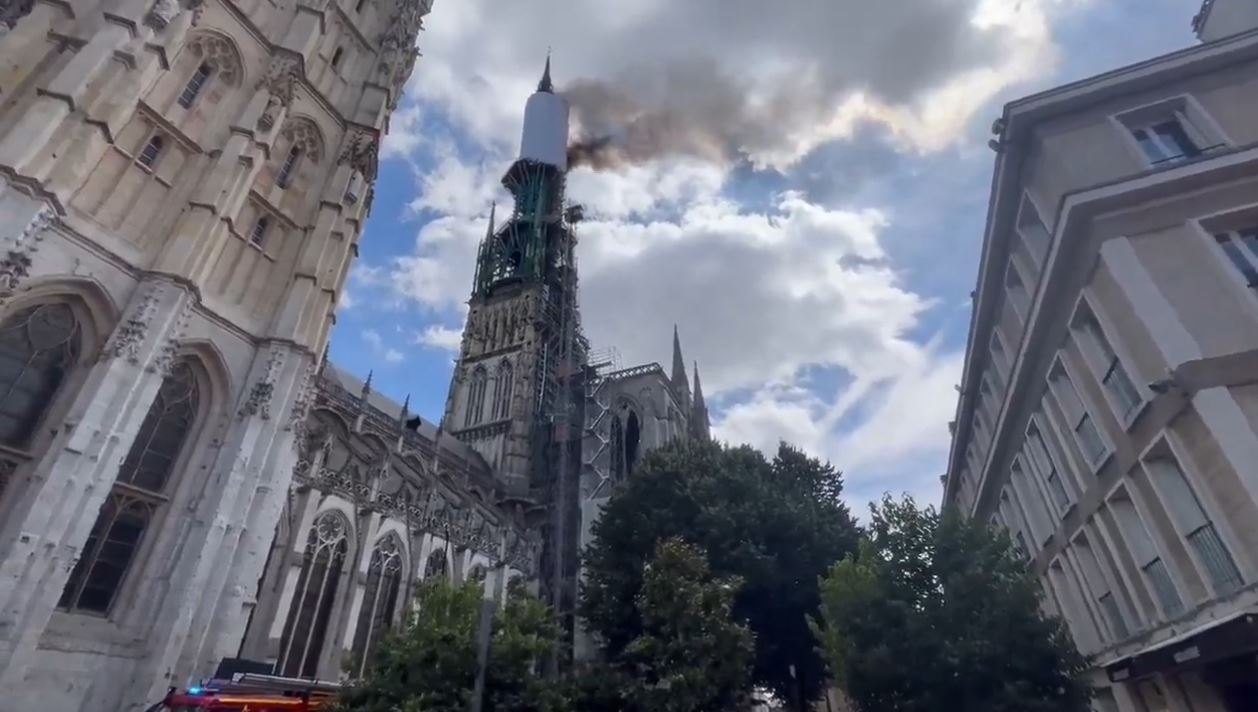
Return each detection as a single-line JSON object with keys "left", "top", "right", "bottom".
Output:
{"left": 185, "top": 32, "right": 241, "bottom": 85}
{"left": 143, "top": 0, "right": 180, "bottom": 31}
{"left": 256, "top": 55, "right": 300, "bottom": 109}
{"left": 0, "top": 204, "right": 54, "bottom": 306}
{"left": 147, "top": 298, "right": 191, "bottom": 376}
{"left": 100, "top": 284, "right": 162, "bottom": 365}
{"left": 257, "top": 94, "right": 283, "bottom": 132}
{"left": 286, "top": 360, "right": 317, "bottom": 433}
{"left": 337, "top": 128, "right": 378, "bottom": 182}
{"left": 239, "top": 345, "right": 285, "bottom": 419}
{"left": 0, "top": 0, "right": 36, "bottom": 32}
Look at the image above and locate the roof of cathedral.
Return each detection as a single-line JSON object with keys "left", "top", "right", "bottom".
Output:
{"left": 322, "top": 363, "right": 487, "bottom": 469}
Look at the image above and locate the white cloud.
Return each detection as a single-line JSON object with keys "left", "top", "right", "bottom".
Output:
{"left": 417, "top": 325, "right": 463, "bottom": 351}
{"left": 361, "top": 329, "right": 407, "bottom": 365}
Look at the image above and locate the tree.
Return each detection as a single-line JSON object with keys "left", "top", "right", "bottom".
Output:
{"left": 814, "top": 495, "right": 1093, "bottom": 712}
{"left": 582, "top": 439, "right": 860, "bottom": 703}
{"left": 333, "top": 578, "right": 563, "bottom": 712}
{"left": 621, "top": 539, "right": 754, "bottom": 712}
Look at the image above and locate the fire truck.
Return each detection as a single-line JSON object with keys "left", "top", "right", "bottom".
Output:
{"left": 145, "top": 661, "right": 341, "bottom": 712}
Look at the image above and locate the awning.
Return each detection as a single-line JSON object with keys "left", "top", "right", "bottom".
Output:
{"left": 1105, "top": 611, "right": 1258, "bottom": 683}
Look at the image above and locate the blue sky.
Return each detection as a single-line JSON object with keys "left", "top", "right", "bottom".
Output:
{"left": 332, "top": 0, "right": 1202, "bottom": 510}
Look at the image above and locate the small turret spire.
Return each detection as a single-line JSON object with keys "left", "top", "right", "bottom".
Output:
{"left": 538, "top": 51, "right": 554, "bottom": 93}
{"left": 692, "top": 361, "right": 711, "bottom": 441}
{"left": 486, "top": 201, "right": 496, "bottom": 238}
{"left": 671, "top": 325, "right": 690, "bottom": 402}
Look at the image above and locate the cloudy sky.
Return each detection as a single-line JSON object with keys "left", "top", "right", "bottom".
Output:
{"left": 333, "top": 0, "right": 1201, "bottom": 509}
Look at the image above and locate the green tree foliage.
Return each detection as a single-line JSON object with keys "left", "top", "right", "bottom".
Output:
{"left": 581, "top": 439, "right": 860, "bottom": 702}
{"left": 333, "top": 577, "right": 562, "bottom": 712}
{"left": 621, "top": 539, "right": 754, "bottom": 712}
{"left": 814, "top": 495, "right": 1093, "bottom": 712}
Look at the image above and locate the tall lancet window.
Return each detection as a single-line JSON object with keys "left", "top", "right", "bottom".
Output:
{"left": 609, "top": 415, "right": 625, "bottom": 483}
{"left": 60, "top": 360, "right": 201, "bottom": 614}
{"left": 464, "top": 367, "right": 487, "bottom": 427}
{"left": 424, "top": 547, "right": 448, "bottom": 580}
{"left": 352, "top": 535, "right": 403, "bottom": 676}
{"left": 177, "top": 63, "right": 213, "bottom": 109}
{"left": 492, "top": 360, "right": 513, "bottom": 420}
{"left": 625, "top": 411, "right": 641, "bottom": 476}
{"left": 279, "top": 512, "right": 349, "bottom": 678}
{"left": 0, "top": 302, "right": 81, "bottom": 449}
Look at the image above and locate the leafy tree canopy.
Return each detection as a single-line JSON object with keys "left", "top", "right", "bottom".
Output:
{"left": 813, "top": 495, "right": 1093, "bottom": 712}
{"left": 333, "top": 577, "right": 562, "bottom": 712}
{"left": 581, "top": 439, "right": 860, "bottom": 702}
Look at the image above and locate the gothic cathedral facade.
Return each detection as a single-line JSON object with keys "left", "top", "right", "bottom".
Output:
{"left": 0, "top": 0, "right": 703, "bottom": 703}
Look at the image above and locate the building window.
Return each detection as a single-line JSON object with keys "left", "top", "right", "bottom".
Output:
{"left": 1048, "top": 364, "right": 1107, "bottom": 466}
{"left": 278, "top": 512, "right": 350, "bottom": 678}
{"left": 1111, "top": 496, "right": 1183, "bottom": 618}
{"left": 1074, "top": 538, "right": 1130, "bottom": 642}
{"left": 625, "top": 410, "right": 640, "bottom": 476}
{"left": 464, "top": 367, "right": 487, "bottom": 427}
{"left": 609, "top": 414, "right": 625, "bottom": 482}
{"left": 491, "top": 360, "right": 513, "bottom": 420}
{"left": 177, "top": 63, "right": 213, "bottom": 109}
{"left": 989, "top": 332, "right": 1008, "bottom": 391}
{"left": 1130, "top": 119, "right": 1200, "bottom": 165}
{"left": 276, "top": 146, "right": 302, "bottom": 189}
{"left": 1005, "top": 265, "right": 1030, "bottom": 319}
{"left": 0, "top": 303, "right": 80, "bottom": 448}
{"left": 330, "top": 47, "right": 344, "bottom": 70}
{"left": 1213, "top": 227, "right": 1258, "bottom": 289}
{"left": 1017, "top": 196, "right": 1051, "bottom": 264}
{"left": 351, "top": 535, "right": 403, "bottom": 677}
{"left": 1145, "top": 456, "right": 1243, "bottom": 595}
{"left": 424, "top": 547, "right": 447, "bottom": 580}
{"left": 137, "top": 135, "right": 164, "bottom": 170}
{"left": 59, "top": 361, "right": 201, "bottom": 614}
{"left": 1012, "top": 459, "right": 1053, "bottom": 544}
{"left": 1072, "top": 305, "right": 1142, "bottom": 422}
{"left": 1026, "top": 422, "right": 1070, "bottom": 512}
{"left": 249, "top": 216, "right": 270, "bottom": 247}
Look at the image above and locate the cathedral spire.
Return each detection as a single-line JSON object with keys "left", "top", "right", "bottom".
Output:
{"left": 671, "top": 325, "right": 690, "bottom": 401}
{"left": 538, "top": 51, "right": 554, "bottom": 93}
{"left": 692, "top": 361, "right": 711, "bottom": 441}
{"left": 486, "top": 201, "right": 496, "bottom": 238}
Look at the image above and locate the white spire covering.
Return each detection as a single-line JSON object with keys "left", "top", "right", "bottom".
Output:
{"left": 519, "top": 56, "right": 570, "bottom": 170}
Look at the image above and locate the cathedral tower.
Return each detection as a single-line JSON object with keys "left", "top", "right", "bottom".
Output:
{"left": 444, "top": 57, "right": 586, "bottom": 499}
{"left": 443, "top": 58, "right": 587, "bottom": 631}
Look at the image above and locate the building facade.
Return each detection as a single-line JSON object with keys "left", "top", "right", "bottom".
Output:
{"left": 943, "top": 4, "right": 1258, "bottom": 711}
{"left": 0, "top": 0, "right": 445, "bottom": 706}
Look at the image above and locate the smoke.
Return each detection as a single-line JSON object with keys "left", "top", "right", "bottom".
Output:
{"left": 545, "top": 0, "right": 1023, "bottom": 172}
{"left": 563, "top": 59, "right": 794, "bottom": 170}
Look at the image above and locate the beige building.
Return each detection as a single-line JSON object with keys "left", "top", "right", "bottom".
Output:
{"left": 943, "top": 3, "right": 1258, "bottom": 711}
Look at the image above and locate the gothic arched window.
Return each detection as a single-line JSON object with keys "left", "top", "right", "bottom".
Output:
{"left": 59, "top": 360, "right": 201, "bottom": 614}
{"left": 277, "top": 146, "right": 302, "bottom": 189}
{"left": 625, "top": 411, "right": 641, "bottom": 477}
{"left": 492, "top": 360, "right": 513, "bottom": 420}
{"left": 609, "top": 414, "right": 625, "bottom": 483}
{"left": 468, "top": 564, "right": 487, "bottom": 584}
{"left": 464, "top": 367, "right": 487, "bottom": 427}
{"left": 177, "top": 63, "right": 213, "bottom": 109}
{"left": 136, "top": 135, "right": 164, "bottom": 169}
{"left": 424, "top": 547, "right": 448, "bottom": 580}
{"left": 351, "top": 535, "right": 403, "bottom": 676}
{"left": 0, "top": 302, "right": 80, "bottom": 448}
{"left": 278, "top": 512, "right": 350, "bottom": 678}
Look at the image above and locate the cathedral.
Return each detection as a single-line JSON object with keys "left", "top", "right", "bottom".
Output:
{"left": 0, "top": 0, "right": 706, "bottom": 707}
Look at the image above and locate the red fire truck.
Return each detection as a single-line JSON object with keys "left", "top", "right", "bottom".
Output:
{"left": 146, "top": 672, "right": 340, "bottom": 712}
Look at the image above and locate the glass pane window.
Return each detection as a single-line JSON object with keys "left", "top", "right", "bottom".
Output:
{"left": 424, "top": 548, "right": 447, "bottom": 580}
{"left": 1075, "top": 311, "right": 1142, "bottom": 420}
{"left": 1098, "top": 592, "right": 1130, "bottom": 640}
{"left": 1005, "top": 265, "right": 1029, "bottom": 317}
{"left": 1050, "top": 367, "right": 1107, "bottom": 465}
{"left": 1131, "top": 119, "right": 1201, "bottom": 164}
{"left": 1188, "top": 523, "right": 1243, "bottom": 595}
{"left": 137, "top": 135, "right": 164, "bottom": 170}
{"left": 1214, "top": 229, "right": 1258, "bottom": 289}
{"left": 116, "top": 362, "right": 199, "bottom": 492}
{"left": 1027, "top": 425, "right": 1070, "bottom": 509}
{"left": 277, "top": 146, "right": 302, "bottom": 188}
{"left": 464, "top": 367, "right": 487, "bottom": 427}
{"left": 1142, "top": 557, "right": 1184, "bottom": 617}
{"left": 177, "top": 63, "right": 213, "bottom": 109}
{"left": 279, "top": 513, "right": 349, "bottom": 678}
{"left": 250, "top": 216, "right": 270, "bottom": 247}
{"left": 0, "top": 303, "right": 80, "bottom": 447}
{"left": 492, "top": 361, "right": 513, "bottom": 420}
{"left": 58, "top": 493, "right": 155, "bottom": 613}
{"left": 352, "top": 536, "right": 403, "bottom": 677}
{"left": 1017, "top": 197, "right": 1051, "bottom": 263}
